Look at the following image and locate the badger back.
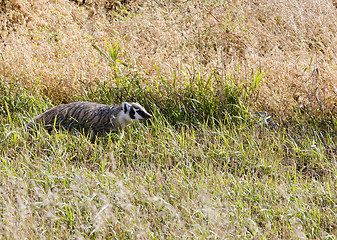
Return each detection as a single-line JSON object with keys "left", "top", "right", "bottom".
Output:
{"left": 27, "top": 102, "right": 122, "bottom": 133}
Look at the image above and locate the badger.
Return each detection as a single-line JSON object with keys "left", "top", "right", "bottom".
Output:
{"left": 26, "top": 101, "right": 152, "bottom": 140}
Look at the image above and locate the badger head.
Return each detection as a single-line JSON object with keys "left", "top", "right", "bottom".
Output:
{"left": 117, "top": 102, "right": 152, "bottom": 129}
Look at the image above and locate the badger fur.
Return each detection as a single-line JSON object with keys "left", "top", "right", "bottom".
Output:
{"left": 26, "top": 101, "right": 152, "bottom": 140}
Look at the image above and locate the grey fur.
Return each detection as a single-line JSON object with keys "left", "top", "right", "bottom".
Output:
{"left": 26, "top": 101, "right": 152, "bottom": 140}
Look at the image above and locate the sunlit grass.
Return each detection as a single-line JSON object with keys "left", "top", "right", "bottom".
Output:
{"left": 1, "top": 0, "right": 337, "bottom": 238}
{"left": 1, "top": 77, "right": 337, "bottom": 238}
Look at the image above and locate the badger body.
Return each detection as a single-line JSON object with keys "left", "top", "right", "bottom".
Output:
{"left": 26, "top": 101, "right": 152, "bottom": 140}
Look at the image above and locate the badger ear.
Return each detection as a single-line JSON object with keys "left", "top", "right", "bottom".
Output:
{"left": 122, "top": 102, "right": 131, "bottom": 114}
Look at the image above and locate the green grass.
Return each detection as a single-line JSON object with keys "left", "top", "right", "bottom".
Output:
{"left": 0, "top": 71, "right": 337, "bottom": 239}
{"left": 2, "top": 0, "right": 337, "bottom": 238}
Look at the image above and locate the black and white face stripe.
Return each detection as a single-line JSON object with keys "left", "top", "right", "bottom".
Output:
{"left": 129, "top": 107, "right": 136, "bottom": 119}
{"left": 135, "top": 108, "right": 152, "bottom": 119}
{"left": 122, "top": 102, "right": 152, "bottom": 121}
{"left": 123, "top": 102, "right": 129, "bottom": 114}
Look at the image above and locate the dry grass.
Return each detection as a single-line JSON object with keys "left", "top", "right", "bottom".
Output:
{"left": 1, "top": 0, "right": 337, "bottom": 114}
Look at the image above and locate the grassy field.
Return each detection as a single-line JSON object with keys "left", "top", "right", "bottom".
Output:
{"left": 1, "top": 0, "right": 337, "bottom": 239}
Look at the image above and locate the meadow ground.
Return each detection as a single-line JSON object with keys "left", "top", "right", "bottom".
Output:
{"left": 1, "top": 0, "right": 337, "bottom": 239}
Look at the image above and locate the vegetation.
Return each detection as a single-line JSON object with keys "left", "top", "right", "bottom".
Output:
{"left": 0, "top": 0, "right": 337, "bottom": 238}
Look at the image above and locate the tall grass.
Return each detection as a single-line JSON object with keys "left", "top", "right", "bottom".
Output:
{"left": 1, "top": 59, "right": 337, "bottom": 239}
{"left": 1, "top": 0, "right": 337, "bottom": 239}
{"left": 81, "top": 39, "right": 255, "bottom": 127}
{"left": 2, "top": 0, "right": 337, "bottom": 115}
